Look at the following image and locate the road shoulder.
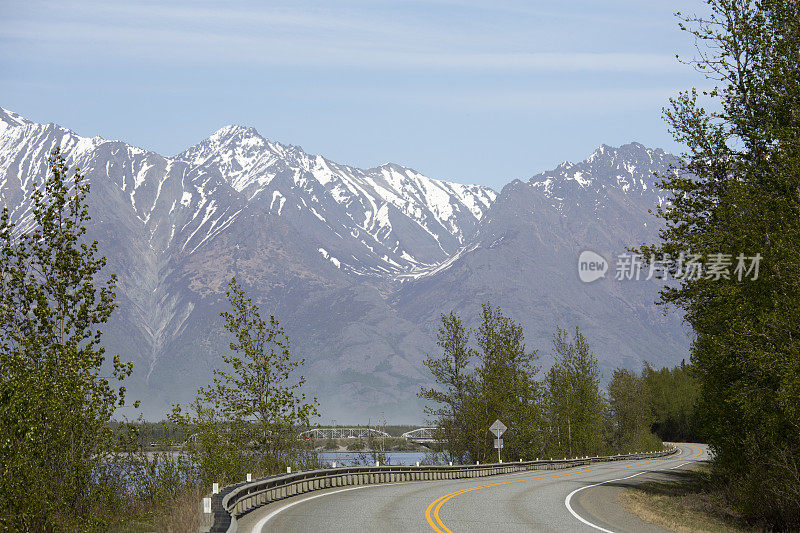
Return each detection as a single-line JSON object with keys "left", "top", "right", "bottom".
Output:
{"left": 571, "top": 469, "right": 677, "bottom": 533}
{"left": 619, "top": 465, "right": 754, "bottom": 533}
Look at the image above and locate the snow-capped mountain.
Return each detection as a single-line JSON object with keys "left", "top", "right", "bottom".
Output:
{"left": 175, "top": 123, "right": 495, "bottom": 274}
{"left": 0, "top": 109, "right": 494, "bottom": 276}
{"left": 530, "top": 142, "right": 673, "bottom": 196}
{"left": 0, "top": 107, "right": 688, "bottom": 422}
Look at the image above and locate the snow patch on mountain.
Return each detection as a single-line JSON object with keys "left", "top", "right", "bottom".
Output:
{"left": 526, "top": 142, "right": 677, "bottom": 217}
{"left": 174, "top": 123, "right": 496, "bottom": 272}
{"left": 0, "top": 107, "right": 33, "bottom": 132}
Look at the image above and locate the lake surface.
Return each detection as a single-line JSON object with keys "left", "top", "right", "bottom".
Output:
{"left": 319, "top": 451, "right": 429, "bottom": 466}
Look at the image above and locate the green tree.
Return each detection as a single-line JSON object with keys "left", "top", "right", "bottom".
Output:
{"left": 473, "top": 304, "right": 544, "bottom": 463}
{"left": 173, "top": 277, "right": 319, "bottom": 483}
{"left": 545, "top": 327, "right": 604, "bottom": 457}
{"left": 642, "top": 361, "right": 700, "bottom": 442}
{"left": 639, "top": 0, "right": 800, "bottom": 526}
{"left": 607, "top": 368, "right": 660, "bottom": 453}
{"left": 420, "top": 305, "right": 543, "bottom": 463}
{"left": 419, "top": 311, "right": 477, "bottom": 464}
{"left": 0, "top": 148, "right": 132, "bottom": 531}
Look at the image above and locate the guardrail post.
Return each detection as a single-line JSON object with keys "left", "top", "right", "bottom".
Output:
{"left": 201, "top": 496, "right": 212, "bottom": 528}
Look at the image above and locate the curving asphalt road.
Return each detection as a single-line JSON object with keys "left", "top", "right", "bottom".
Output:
{"left": 237, "top": 443, "right": 708, "bottom": 533}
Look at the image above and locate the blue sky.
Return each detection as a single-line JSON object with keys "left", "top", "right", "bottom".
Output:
{"left": 0, "top": 0, "right": 710, "bottom": 190}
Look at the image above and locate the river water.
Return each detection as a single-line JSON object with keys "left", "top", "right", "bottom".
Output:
{"left": 319, "top": 451, "right": 429, "bottom": 466}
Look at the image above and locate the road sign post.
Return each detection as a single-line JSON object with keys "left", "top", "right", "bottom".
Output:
{"left": 490, "top": 419, "right": 507, "bottom": 463}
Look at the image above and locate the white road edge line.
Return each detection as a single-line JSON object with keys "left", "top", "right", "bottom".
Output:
{"left": 564, "top": 470, "right": 648, "bottom": 533}
{"left": 670, "top": 461, "right": 692, "bottom": 470}
{"left": 564, "top": 446, "right": 689, "bottom": 532}
{"left": 252, "top": 481, "right": 417, "bottom": 533}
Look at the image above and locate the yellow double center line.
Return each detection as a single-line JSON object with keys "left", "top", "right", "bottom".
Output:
{"left": 686, "top": 444, "right": 704, "bottom": 458}
{"left": 424, "top": 447, "right": 699, "bottom": 532}
{"left": 424, "top": 467, "right": 596, "bottom": 533}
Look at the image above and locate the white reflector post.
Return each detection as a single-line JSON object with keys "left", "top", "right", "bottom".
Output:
{"left": 212, "top": 483, "right": 219, "bottom": 494}
{"left": 287, "top": 466, "right": 292, "bottom": 473}
{"left": 203, "top": 497, "right": 211, "bottom": 514}
{"left": 246, "top": 473, "right": 252, "bottom": 482}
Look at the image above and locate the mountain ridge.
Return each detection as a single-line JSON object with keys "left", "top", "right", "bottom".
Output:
{"left": 0, "top": 107, "right": 689, "bottom": 422}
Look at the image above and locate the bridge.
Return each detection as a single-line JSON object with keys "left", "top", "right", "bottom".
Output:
{"left": 299, "top": 427, "right": 392, "bottom": 439}
{"left": 399, "top": 427, "right": 439, "bottom": 444}
{"left": 298, "top": 426, "right": 442, "bottom": 444}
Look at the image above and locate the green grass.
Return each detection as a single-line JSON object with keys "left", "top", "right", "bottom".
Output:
{"left": 109, "top": 521, "right": 156, "bottom": 533}
{"left": 620, "top": 465, "right": 755, "bottom": 533}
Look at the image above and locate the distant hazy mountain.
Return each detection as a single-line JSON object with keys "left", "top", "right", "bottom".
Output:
{"left": 0, "top": 107, "right": 688, "bottom": 422}
{"left": 393, "top": 143, "right": 688, "bottom": 377}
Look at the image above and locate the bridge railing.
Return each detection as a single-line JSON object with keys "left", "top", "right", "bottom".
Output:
{"left": 400, "top": 427, "right": 438, "bottom": 440}
{"left": 298, "top": 427, "right": 393, "bottom": 439}
{"left": 198, "top": 447, "right": 678, "bottom": 532}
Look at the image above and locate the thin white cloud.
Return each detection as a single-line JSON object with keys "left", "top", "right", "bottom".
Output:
{"left": 437, "top": 87, "right": 687, "bottom": 111}
{"left": 0, "top": 21, "right": 680, "bottom": 73}
{"left": 1, "top": 0, "right": 686, "bottom": 73}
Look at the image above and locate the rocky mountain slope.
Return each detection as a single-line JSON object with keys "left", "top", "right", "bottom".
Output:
{"left": 394, "top": 143, "right": 687, "bottom": 376}
{"left": 0, "top": 107, "right": 688, "bottom": 422}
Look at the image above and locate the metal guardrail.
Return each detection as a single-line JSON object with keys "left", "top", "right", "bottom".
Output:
{"left": 198, "top": 447, "right": 678, "bottom": 532}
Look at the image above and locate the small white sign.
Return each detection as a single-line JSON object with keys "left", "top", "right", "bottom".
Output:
{"left": 494, "top": 438, "right": 504, "bottom": 449}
